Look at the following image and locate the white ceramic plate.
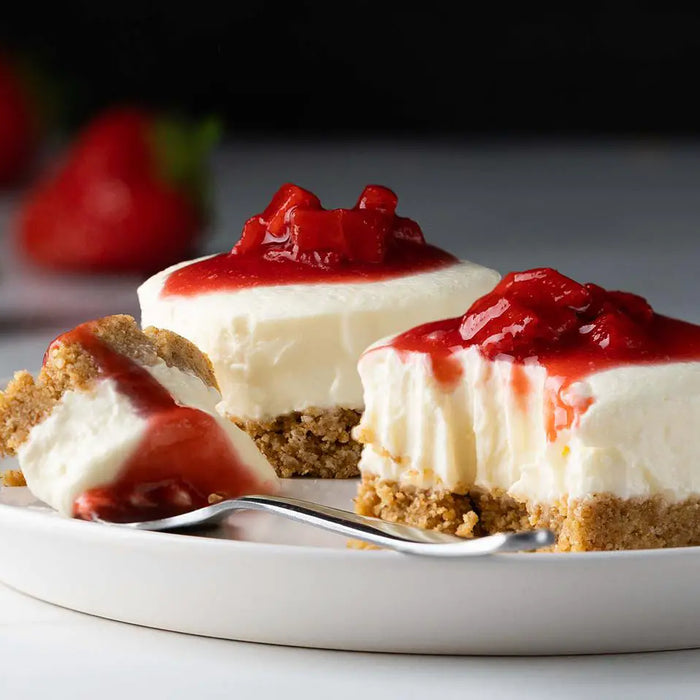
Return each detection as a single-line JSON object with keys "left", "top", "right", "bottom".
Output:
{"left": 2, "top": 455, "right": 700, "bottom": 656}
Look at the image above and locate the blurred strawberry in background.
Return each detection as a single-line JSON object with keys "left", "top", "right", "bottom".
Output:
{"left": 0, "top": 52, "right": 37, "bottom": 186}
{"left": 17, "top": 107, "right": 219, "bottom": 273}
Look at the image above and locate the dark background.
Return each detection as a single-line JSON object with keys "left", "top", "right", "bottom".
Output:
{"left": 3, "top": 3, "right": 700, "bottom": 135}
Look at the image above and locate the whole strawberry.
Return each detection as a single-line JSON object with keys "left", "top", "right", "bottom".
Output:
{"left": 0, "top": 53, "right": 36, "bottom": 185}
{"left": 18, "top": 107, "right": 219, "bottom": 273}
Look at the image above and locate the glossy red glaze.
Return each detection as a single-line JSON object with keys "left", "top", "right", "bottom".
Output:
{"left": 48, "top": 322, "right": 264, "bottom": 522}
{"left": 162, "top": 184, "right": 457, "bottom": 295}
{"left": 385, "top": 268, "right": 700, "bottom": 440}
{"left": 382, "top": 319, "right": 466, "bottom": 392}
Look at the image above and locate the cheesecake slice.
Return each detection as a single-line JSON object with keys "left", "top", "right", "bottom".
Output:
{"left": 355, "top": 268, "right": 700, "bottom": 551}
{"left": 139, "top": 184, "right": 499, "bottom": 478}
{"left": 0, "top": 315, "right": 278, "bottom": 521}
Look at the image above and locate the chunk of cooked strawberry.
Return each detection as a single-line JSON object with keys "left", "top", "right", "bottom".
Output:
{"left": 262, "top": 183, "right": 322, "bottom": 238}
{"left": 581, "top": 311, "right": 650, "bottom": 354}
{"left": 231, "top": 183, "right": 425, "bottom": 266}
{"left": 289, "top": 209, "right": 350, "bottom": 256}
{"left": 235, "top": 184, "right": 323, "bottom": 254}
{"left": 392, "top": 216, "right": 425, "bottom": 244}
{"left": 460, "top": 267, "right": 659, "bottom": 362}
{"left": 460, "top": 296, "right": 562, "bottom": 357}
{"left": 497, "top": 268, "right": 592, "bottom": 311}
{"left": 355, "top": 184, "right": 398, "bottom": 215}
{"left": 607, "top": 290, "right": 654, "bottom": 325}
{"left": 342, "top": 209, "right": 393, "bottom": 263}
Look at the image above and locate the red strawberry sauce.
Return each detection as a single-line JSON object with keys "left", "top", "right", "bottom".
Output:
{"left": 47, "top": 322, "right": 268, "bottom": 522}
{"left": 162, "top": 184, "right": 457, "bottom": 296}
{"left": 382, "top": 268, "right": 700, "bottom": 440}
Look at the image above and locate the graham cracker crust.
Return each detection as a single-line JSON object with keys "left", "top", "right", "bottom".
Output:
{"left": 235, "top": 407, "right": 362, "bottom": 478}
{"left": 0, "top": 469, "right": 26, "bottom": 487}
{"left": 528, "top": 495, "right": 700, "bottom": 552}
{"left": 0, "top": 314, "right": 218, "bottom": 459}
{"left": 357, "top": 475, "right": 700, "bottom": 552}
{"left": 355, "top": 475, "right": 479, "bottom": 537}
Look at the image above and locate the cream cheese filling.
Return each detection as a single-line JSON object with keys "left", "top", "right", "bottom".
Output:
{"left": 138, "top": 257, "right": 500, "bottom": 420}
{"left": 357, "top": 343, "right": 700, "bottom": 503}
{"left": 18, "top": 360, "right": 277, "bottom": 516}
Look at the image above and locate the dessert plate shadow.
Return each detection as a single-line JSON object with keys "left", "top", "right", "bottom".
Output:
{"left": 2, "top": 456, "right": 700, "bottom": 655}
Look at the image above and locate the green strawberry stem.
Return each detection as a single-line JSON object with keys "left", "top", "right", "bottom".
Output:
{"left": 151, "top": 115, "right": 222, "bottom": 218}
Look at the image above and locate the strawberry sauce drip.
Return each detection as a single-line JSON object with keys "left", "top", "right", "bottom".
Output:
{"left": 383, "top": 320, "right": 466, "bottom": 391}
{"left": 162, "top": 184, "right": 457, "bottom": 295}
{"left": 384, "top": 268, "right": 700, "bottom": 440}
{"left": 49, "top": 323, "right": 265, "bottom": 522}
{"left": 509, "top": 363, "right": 531, "bottom": 412}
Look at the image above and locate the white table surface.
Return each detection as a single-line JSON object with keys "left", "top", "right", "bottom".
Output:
{"left": 2, "top": 140, "right": 700, "bottom": 698}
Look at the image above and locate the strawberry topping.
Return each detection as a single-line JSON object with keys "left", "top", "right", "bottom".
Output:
{"left": 382, "top": 267, "right": 700, "bottom": 439}
{"left": 162, "top": 184, "right": 456, "bottom": 295}
{"left": 233, "top": 183, "right": 425, "bottom": 267}
{"left": 457, "top": 268, "right": 656, "bottom": 360}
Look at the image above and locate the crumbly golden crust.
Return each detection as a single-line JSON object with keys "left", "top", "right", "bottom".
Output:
{"left": 355, "top": 475, "right": 478, "bottom": 537}
{"left": 143, "top": 326, "right": 218, "bottom": 390}
{"left": 1, "top": 469, "right": 27, "bottom": 487}
{"left": 357, "top": 476, "right": 700, "bottom": 551}
{"left": 346, "top": 539, "right": 382, "bottom": 551}
{"left": 0, "top": 370, "right": 61, "bottom": 457}
{"left": 0, "top": 314, "right": 217, "bottom": 459}
{"left": 470, "top": 488, "right": 531, "bottom": 533}
{"left": 235, "top": 407, "right": 362, "bottom": 478}
{"left": 529, "top": 495, "right": 700, "bottom": 552}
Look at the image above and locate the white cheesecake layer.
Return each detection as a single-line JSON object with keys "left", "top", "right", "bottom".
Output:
{"left": 18, "top": 361, "right": 277, "bottom": 516}
{"left": 138, "top": 258, "right": 500, "bottom": 420}
{"left": 356, "top": 343, "right": 700, "bottom": 503}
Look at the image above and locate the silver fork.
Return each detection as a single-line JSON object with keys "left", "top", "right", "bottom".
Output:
{"left": 95, "top": 494, "right": 555, "bottom": 556}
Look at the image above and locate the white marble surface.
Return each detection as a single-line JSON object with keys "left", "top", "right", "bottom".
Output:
{"left": 2, "top": 140, "right": 700, "bottom": 698}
